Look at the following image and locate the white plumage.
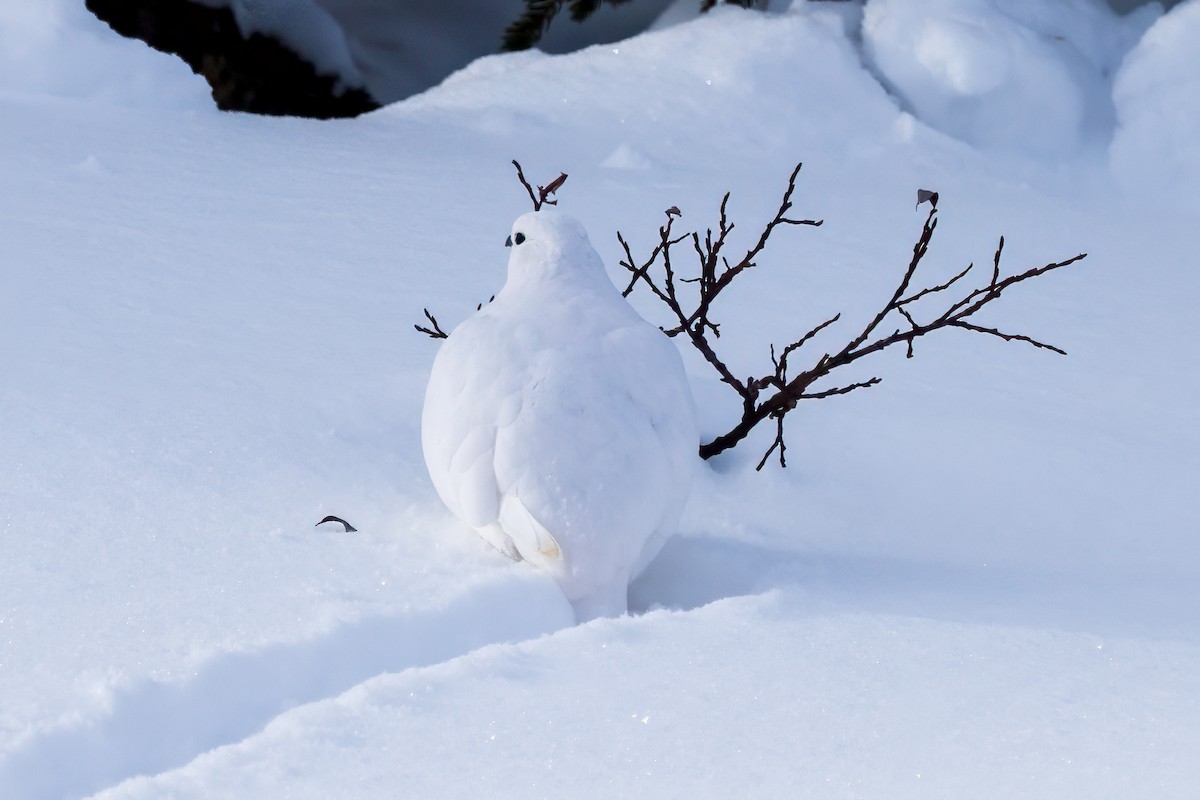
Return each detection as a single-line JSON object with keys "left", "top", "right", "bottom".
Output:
{"left": 422, "top": 209, "right": 698, "bottom": 621}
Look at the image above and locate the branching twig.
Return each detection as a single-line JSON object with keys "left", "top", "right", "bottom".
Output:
{"left": 415, "top": 308, "right": 448, "bottom": 340}
{"left": 512, "top": 160, "right": 568, "bottom": 211}
{"left": 620, "top": 164, "right": 1087, "bottom": 468}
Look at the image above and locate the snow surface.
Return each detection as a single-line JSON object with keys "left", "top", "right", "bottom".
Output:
{"left": 2, "top": 2, "right": 1199, "bottom": 798}
{"left": 1111, "top": 0, "right": 1200, "bottom": 206}
{"left": 0, "top": 0, "right": 207, "bottom": 109}
{"left": 862, "top": 0, "right": 1161, "bottom": 155}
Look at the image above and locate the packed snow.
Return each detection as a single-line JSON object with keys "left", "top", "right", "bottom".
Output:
{"left": 1110, "top": 0, "right": 1200, "bottom": 205}
{"left": 2, "top": 1, "right": 1198, "bottom": 798}
{"left": 862, "top": 0, "right": 1161, "bottom": 154}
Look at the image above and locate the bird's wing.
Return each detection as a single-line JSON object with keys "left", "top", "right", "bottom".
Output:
{"left": 445, "top": 424, "right": 501, "bottom": 528}
{"left": 599, "top": 320, "right": 699, "bottom": 575}
{"left": 422, "top": 313, "right": 518, "bottom": 531}
{"left": 600, "top": 322, "right": 698, "bottom": 471}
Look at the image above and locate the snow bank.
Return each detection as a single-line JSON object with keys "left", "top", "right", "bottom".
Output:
{"left": 94, "top": 596, "right": 1200, "bottom": 799}
{"left": 862, "top": 0, "right": 1160, "bottom": 155}
{"left": 0, "top": 0, "right": 207, "bottom": 109}
{"left": 2, "top": 4, "right": 1198, "bottom": 798}
{"left": 1111, "top": 0, "right": 1200, "bottom": 210}
{"left": 188, "top": 0, "right": 674, "bottom": 103}
{"left": 401, "top": 5, "right": 901, "bottom": 162}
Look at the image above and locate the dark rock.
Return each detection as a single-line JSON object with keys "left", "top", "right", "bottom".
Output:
{"left": 85, "top": 0, "right": 380, "bottom": 119}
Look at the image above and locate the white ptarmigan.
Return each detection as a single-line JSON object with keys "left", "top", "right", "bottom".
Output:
{"left": 422, "top": 209, "right": 698, "bottom": 621}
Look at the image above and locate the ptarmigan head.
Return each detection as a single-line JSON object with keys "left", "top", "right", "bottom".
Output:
{"left": 503, "top": 209, "right": 604, "bottom": 287}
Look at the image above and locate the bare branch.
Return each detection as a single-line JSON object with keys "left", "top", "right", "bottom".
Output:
{"left": 844, "top": 204, "right": 936, "bottom": 355}
{"left": 950, "top": 320, "right": 1068, "bottom": 355}
{"left": 898, "top": 262, "right": 973, "bottom": 307}
{"left": 992, "top": 235, "right": 1004, "bottom": 287}
{"left": 671, "top": 163, "right": 823, "bottom": 336}
{"left": 763, "top": 313, "right": 841, "bottom": 390}
{"left": 620, "top": 165, "right": 1086, "bottom": 467}
{"left": 755, "top": 414, "right": 787, "bottom": 471}
{"left": 512, "top": 160, "right": 539, "bottom": 210}
{"left": 511, "top": 160, "right": 568, "bottom": 211}
{"left": 896, "top": 305, "right": 918, "bottom": 358}
{"left": 618, "top": 215, "right": 689, "bottom": 301}
{"left": 415, "top": 308, "right": 449, "bottom": 340}
{"left": 798, "top": 377, "right": 882, "bottom": 400}
{"left": 539, "top": 172, "right": 569, "bottom": 207}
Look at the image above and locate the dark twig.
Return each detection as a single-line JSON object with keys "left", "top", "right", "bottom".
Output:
{"left": 620, "top": 163, "right": 1086, "bottom": 467}
{"left": 415, "top": 308, "right": 448, "bottom": 340}
{"left": 316, "top": 515, "right": 357, "bottom": 533}
{"left": 512, "top": 160, "right": 539, "bottom": 209}
{"left": 897, "top": 262, "right": 973, "bottom": 307}
{"left": 755, "top": 413, "right": 787, "bottom": 471}
{"left": 512, "top": 160, "right": 568, "bottom": 211}
{"left": 950, "top": 320, "right": 1068, "bottom": 355}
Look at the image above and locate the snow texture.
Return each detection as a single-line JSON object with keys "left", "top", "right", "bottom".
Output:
{"left": 422, "top": 210, "right": 698, "bottom": 620}
{"left": 1111, "top": 0, "right": 1200, "bottom": 206}
{"left": 862, "top": 0, "right": 1161, "bottom": 155}
{"left": 0, "top": 0, "right": 208, "bottom": 109}
{"left": 1, "top": 3, "right": 1199, "bottom": 799}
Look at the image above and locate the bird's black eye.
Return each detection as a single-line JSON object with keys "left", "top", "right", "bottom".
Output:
{"left": 514, "top": 232, "right": 526, "bottom": 245}
{"left": 505, "top": 235, "right": 512, "bottom": 247}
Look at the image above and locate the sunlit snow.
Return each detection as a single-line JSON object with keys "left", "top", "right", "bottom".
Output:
{"left": 2, "top": 1, "right": 1198, "bottom": 798}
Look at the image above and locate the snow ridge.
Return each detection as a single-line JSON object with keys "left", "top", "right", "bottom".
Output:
{"left": 0, "top": 577, "right": 569, "bottom": 800}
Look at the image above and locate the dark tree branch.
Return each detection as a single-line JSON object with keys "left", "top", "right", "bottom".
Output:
{"left": 798, "top": 377, "right": 882, "bottom": 400}
{"left": 755, "top": 413, "right": 787, "bottom": 471}
{"left": 620, "top": 163, "right": 1086, "bottom": 467}
{"left": 512, "top": 159, "right": 539, "bottom": 209}
{"left": 766, "top": 312, "right": 840, "bottom": 390}
{"left": 512, "top": 160, "right": 567, "bottom": 211}
{"left": 415, "top": 308, "right": 448, "bottom": 340}
{"left": 661, "top": 163, "right": 823, "bottom": 338}
{"left": 897, "top": 261, "right": 973, "bottom": 307}
{"left": 950, "top": 320, "right": 1068, "bottom": 355}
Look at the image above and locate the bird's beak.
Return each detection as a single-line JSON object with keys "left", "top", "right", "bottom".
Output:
{"left": 505, "top": 235, "right": 512, "bottom": 247}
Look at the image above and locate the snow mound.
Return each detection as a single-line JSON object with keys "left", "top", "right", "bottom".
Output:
{"left": 0, "top": 0, "right": 208, "bottom": 109}
{"left": 1111, "top": 0, "right": 1200, "bottom": 211}
{"left": 861, "top": 0, "right": 1160, "bottom": 155}
{"left": 91, "top": 599, "right": 1200, "bottom": 799}
{"left": 401, "top": 6, "right": 901, "bottom": 158}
